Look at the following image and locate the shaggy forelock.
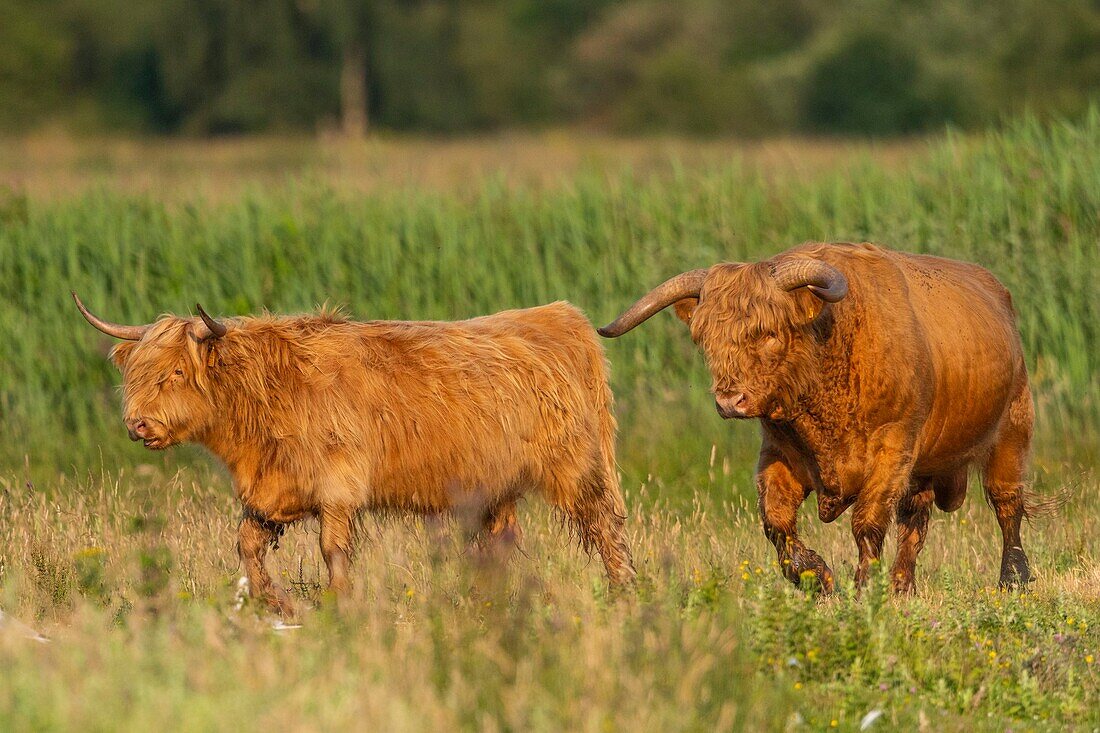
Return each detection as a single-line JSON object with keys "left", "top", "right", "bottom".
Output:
{"left": 112, "top": 317, "right": 214, "bottom": 424}
{"left": 690, "top": 263, "right": 821, "bottom": 411}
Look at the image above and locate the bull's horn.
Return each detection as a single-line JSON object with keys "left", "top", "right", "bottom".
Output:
{"left": 598, "top": 268, "right": 709, "bottom": 337}
{"left": 195, "top": 303, "right": 228, "bottom": 338}
{"left": 772, "top": 259, "right": 848, "bottom": 302}
{"left": 72, "top": 291, "right": 149, "bottom": 341}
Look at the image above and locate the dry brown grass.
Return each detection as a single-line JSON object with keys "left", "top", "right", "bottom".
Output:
{"left": 0, "top": 131, "right": 925, "bottom": 200}
{"left": 0, "top": 463, "right": 1096, "bottom": 731}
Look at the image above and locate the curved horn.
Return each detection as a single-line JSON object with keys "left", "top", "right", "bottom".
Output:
{"left": 195, "top": 303, "right": 227, "bottom": 338}
{"left": 598, "top": 268, "right": 709, "bottom": 338}
{"left": 772, "top": 259, "right": 848, "bottom": 302}
{"left": 72, "top": 291, "right": 149, "bottom": 341}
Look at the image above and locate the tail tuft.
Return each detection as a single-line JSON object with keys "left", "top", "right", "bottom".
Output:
{"left": 1022, "top": 487, "right": 1068, "bottom": 520}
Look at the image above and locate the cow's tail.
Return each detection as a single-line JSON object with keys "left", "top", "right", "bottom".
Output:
{"left": 580, "top": 322, "right": 626, "bottom": 518}
{"left": 595, "top": 350, "right": 625, "bottom": 510}
{"left": 578, "top": 327, "right": 635, "bottom": 585}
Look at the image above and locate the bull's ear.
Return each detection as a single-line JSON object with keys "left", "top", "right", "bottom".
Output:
{"left": 790, "top": 288, "right": 827, "bottom": 325}
{"left": 672, "top": 297, "right": 699, "bottom": 326}
{"left": 109, "top": 342, "right": 136, "bottom": 371}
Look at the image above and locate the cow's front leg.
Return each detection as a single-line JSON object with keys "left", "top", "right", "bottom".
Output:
{"left": 238, "top": 511, "right": 295, "bottom": 617}
{"left": 319, "top": 506, "right": 357, "bottom": 596}
{"left": 758, "top": 452, "right": 834, "bottom": 592}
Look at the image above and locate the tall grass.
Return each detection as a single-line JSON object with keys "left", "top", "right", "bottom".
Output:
{"left": 1, "top": 113, "right": 1097, "bottom": 491}
{"left": 0, "top": 468, "right": 1097, "bottom": 730}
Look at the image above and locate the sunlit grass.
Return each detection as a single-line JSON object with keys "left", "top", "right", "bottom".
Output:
{"left": 0, "top": 467, "right": 1096, "bottom": 730}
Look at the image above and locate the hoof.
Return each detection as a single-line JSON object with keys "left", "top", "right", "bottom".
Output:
{"left": 265, "top": 588, "right": 298, "bottom": 620}
{"left": 998, "top": 547, "right": 1032, "bottom": 590}
{"left": 890, "top": 571, "right": 917, "bottom": 595}
{"left": 784, "top": 548, "right": 835, "bottom": 594}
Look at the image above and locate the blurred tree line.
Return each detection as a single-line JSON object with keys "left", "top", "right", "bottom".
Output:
{"left": 2, "top": 0, "right": 1098, "bottom": 136}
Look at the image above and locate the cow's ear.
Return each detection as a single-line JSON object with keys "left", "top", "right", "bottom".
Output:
{"left": 790, "top": 288, "right": 827, "bottom": 325}
{"left": 109, "top": 342, "right": 136, "bottom": 371}
{"left": 204, "top": 341, "right": 219, "bottom": 369}
{"left": 673, "top": 297, "right": 699, "bottom": 326}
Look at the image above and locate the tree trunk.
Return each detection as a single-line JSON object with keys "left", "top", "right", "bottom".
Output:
{"left": 340, "top": 42, "right": 368, "bottom": 137}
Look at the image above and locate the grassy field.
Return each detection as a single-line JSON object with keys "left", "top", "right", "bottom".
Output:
{"left": 0, "top": 113, "right": 1098, "bottom": 730}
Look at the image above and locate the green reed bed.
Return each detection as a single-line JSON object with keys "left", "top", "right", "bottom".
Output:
{"left": 2, "top": 114, "right": 1097, "bottom": 485}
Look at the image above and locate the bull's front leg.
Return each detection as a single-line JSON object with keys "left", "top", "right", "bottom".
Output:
{"left": 850, "top": 447, "right": 913, "bottom": 590}
{"left": 238, "top": 511, "right": 295, "bottom": 617}
{"left": 757, "top": 452, "right": 835, "bottom": 593}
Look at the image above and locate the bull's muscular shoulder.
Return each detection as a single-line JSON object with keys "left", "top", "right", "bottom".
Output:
{"left": 801, "top": 242, "right": 935, "bottom": 416}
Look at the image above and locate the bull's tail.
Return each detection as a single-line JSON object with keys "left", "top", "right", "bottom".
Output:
{"left": 981, "top": 481, "right": 1068, "bottom": 521}
{"left": 1020, "top": 485, "right": 1069, "bottom": 520}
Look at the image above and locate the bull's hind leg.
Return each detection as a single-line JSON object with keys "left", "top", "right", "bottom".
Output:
{"left": 757, "top": 453, "right": 834, "bottom": 592}
{"left": 890, "top": 469, "right": 966, "bottom": 594}
{"left": 983, "top": 383, "right": 1034, "bottom": 588}
{"left": 557, "top": 472, "right": 636, "bottom": 588}
{"left": 238, "top": 511, "right": 295, "bottom": 617}
{"left": 889, "top": 484, "right": 934, "bottom": 594}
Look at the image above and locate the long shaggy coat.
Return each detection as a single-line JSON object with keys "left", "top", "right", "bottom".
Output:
{"left": 84, "top": 300, "right": 635, "bottom": 614}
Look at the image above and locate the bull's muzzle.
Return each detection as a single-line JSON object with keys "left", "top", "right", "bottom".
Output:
{"left": 715, "top": 392, "right": 751, "bottom": 419}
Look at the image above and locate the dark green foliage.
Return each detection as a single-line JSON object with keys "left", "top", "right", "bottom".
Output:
{"left": 2, "top": 0, "right": 1099, "bottom": 134}
{"left": 802, "top": 33, "right": 954, "bottom": 135}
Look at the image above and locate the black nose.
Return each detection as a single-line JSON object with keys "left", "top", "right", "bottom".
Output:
{"left": 715, "top": 393, "right": 749, "bottom": 419}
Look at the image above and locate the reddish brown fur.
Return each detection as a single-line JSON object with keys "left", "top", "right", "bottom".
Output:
{"left": 639, "top": 242, "right": 1036, "bottom": 593}
{"left": 103, "top": 302, "right": 635, "bottom": 614}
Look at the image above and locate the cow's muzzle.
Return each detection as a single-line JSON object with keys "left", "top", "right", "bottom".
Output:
{"left": 126, "top": 418, "right": 149, "bottom": 441}
{"left": 125, "top": 418, "right": 168, "bottom": 449}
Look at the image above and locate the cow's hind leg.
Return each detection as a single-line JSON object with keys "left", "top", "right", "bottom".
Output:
{"left": 238, "top": 511, "right": 295, "bottom": 617}
{"left": 758, "top": 453, "right": 834, "bottom": 593}
{"left": 983, "top": 383, "right": 1034, "bottom": 588}
{"left": 890, "top": 484, "right": 934, "bottom": 594}
{"left": 556, "top": 471, "right": 635, "bottom": 588}
{"left": 470, "top": 499, "right": 521, "bottom": 556}
{"left": 319, "top": 505, "right": 358, "bottom": 596}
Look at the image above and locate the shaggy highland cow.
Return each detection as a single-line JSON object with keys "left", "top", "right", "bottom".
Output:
{"left": 600, "top": 242, "right": 1042, "bottom": 593}
{"left": 75, "top": 294, "right": 635, "bottom": 614}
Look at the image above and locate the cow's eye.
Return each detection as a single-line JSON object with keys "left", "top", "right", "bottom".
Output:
{"left": 173, "top": 369, "right": 184, "bottom": 377}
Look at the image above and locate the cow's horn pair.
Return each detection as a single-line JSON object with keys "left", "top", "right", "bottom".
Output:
{"left": 72, "top": 292, "right": 227, "bottom": 340}
{"left": 597, "top": 258, "right": 847, "bottom": 337}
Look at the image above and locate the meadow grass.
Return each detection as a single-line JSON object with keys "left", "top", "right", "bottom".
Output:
{"left": 0, "top": 467, "right": 1096, "bottom": 731}
{"left": 0, "top": 113, "right": 1098, "bottom": 730}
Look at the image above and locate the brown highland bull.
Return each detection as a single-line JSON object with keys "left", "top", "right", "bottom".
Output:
{"left": 600, "top": 242, "right": 1040, "bottom": 593}
{"left": 74, "top": 294, "right": 635, "bottom": 614}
